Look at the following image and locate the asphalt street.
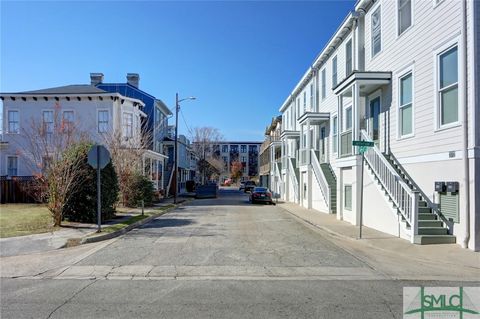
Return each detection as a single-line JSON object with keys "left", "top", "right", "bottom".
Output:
{"left": 1, "top": 188, "right": 478, "bottom": 318}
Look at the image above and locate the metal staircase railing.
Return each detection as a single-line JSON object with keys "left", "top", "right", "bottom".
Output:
{"left": 360, "top": 130, "right": 419, "bottom": 242}
{"left": 288, "top": 157, "right": 299, "bottom": 202}
{"left": 310, "top": 149, "right": 330, "bottom": 208}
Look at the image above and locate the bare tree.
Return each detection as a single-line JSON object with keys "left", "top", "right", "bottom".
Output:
{"left": 230, "top": 160, "right": 243, "bottom": 182}
{"left": 191, "top": 127, "right": 224, "bottom": 183}
{"left": 18, "top": 102, "right": 90, "bottom": 226}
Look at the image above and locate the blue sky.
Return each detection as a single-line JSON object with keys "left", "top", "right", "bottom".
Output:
{"left": 1, "top": 0, "right": 355, "bottom": 141}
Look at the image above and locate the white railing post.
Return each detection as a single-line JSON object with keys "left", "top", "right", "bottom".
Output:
{"left": 410, "top": 191, "right": 419, "bottom": 243}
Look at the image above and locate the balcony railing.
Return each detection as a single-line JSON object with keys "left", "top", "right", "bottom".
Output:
{"left": 340, "top": 131, "right": 352, "bottom": 157}
{"left": 299, "top": 149, "right": 310, "bottom": 166}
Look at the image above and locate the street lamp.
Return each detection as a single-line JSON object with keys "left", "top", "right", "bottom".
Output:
{"left": 174, "top": 93, "right": 196, "bottom": 204}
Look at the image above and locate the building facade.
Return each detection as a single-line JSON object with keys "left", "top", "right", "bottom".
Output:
{"left": 274, "top": 0, "right": 479, "bottom": 250}
{"left": 259, "top": 116, "right": 282, "bottom": 189}
{"left": 213, "top": 142, "right": 262, "bottom": 183}
{"left": 0, "top": 83, "right": 168, "bottom": 191}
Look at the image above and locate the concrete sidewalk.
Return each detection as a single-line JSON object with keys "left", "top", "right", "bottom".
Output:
{"left": 0, "top": 200, "right": 181, "bottom": 257}
{"left": 278, "top": 202, "right": 480, "bottom": 269}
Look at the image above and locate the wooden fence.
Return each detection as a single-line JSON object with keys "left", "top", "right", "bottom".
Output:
{"left": 0, "top": 176, "right": 38, "bottom": 204}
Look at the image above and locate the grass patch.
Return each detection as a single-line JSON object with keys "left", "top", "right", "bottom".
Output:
{"left": 99, "top": 204, "right": 176, "bottom": 234}
{"left": 0, "top": 204, "right": 55, "bottom": 238}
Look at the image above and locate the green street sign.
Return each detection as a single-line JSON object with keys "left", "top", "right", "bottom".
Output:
{"left": 358, "top": 146, "right": 368, "bottom": 154}
{"left": 352, "top": 140, "right": 374, "bottom": 147}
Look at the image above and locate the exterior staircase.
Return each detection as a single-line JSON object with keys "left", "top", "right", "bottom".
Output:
{"left": 360, "top": 130, "right": 455, "bottom": 245}
{"left": 320, "top": 163, "right": 337, "bottom": 214}
{"left": 383, "top": 152, "right": 455, "bottom": 245}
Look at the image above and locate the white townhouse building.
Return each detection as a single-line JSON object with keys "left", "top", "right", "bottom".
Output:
{"left": 0, "top": 84, "right": 168, "bottom": 190}
{"left": 275, "top": 0, "right": 479, "bottom": 250}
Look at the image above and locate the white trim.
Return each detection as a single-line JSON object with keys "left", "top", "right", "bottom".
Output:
{"left": 321, "top": 68, "right": 327, "bottom": 101}
{"left": 396, "top": 65, "right": 415, "bottom": 139}
{"left": 396, "top": 150, "right": 464, "bottom": 165}
{"left": 370, "top": 0, "right": 383, "bottom": 60}
{"left": 396, "top": 0, "right": 414, "bottom": 38}
{"left": 331, "top": 113, "right": 338, "bottom": 154}
{"left": 433, "top": 36, "right": 461, "bottom": 131}
{"left": 5, "top": 154, "right": 19, "bottom": 176}
{"left": 96, "top": 108, "right": 110, "bottom": 133}
{"left": 5, "top": 108, "right": 20, "bottom": 134}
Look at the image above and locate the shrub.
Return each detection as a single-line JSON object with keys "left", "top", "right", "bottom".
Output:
{"left": 63, "top": 143, "right": 119, "bottom": 223}
{"left": 123, "top": 173, "right": 155, "bottom": 207}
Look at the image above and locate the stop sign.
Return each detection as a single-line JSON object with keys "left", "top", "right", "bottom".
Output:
{"left": 87, "top": 145, "right": 110, "bottom": 169}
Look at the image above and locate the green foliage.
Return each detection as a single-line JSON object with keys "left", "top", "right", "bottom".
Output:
{"left": 123, "top": 173, "right": 155, "bottom": 207}
{"left": 63, "top": 143, "right": 119, "bottom": 223}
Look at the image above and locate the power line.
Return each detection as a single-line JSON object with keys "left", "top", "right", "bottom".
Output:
{"left": 180, "top": 109, "right": 194, "bottom": 140}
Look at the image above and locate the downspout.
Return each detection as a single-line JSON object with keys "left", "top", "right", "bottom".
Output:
{"left": 461, "top": 0, "right": 470, "bottom": 249}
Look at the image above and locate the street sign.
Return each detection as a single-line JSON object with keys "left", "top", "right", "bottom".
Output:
{"left": 87, "top": 145, "right": 110, "bottom": 233}
{"left": 88, "top": 145, "right": 110, "bottom": 169}
{"left": 358, "top": 146, "right": 368, "bottom": 154}
{"left": 352, "top": 140, "right": 374, "bottom": 147}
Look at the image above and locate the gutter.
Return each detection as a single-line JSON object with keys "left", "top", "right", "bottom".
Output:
{"left": 461, "top": 0, "right": 470, "bottom": 249}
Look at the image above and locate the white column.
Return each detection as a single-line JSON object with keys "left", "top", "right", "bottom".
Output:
{"left": 337, "top": 94, "right": 343, "bottom": 157}
{"left": 353, "top": 83, "right": 360, "bottom": 149}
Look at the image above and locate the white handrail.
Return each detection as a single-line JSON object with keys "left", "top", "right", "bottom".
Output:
{"left": 310, "top": 149, "right": 330, "bottom": 207}
{"left": 288, "top": 157, "right": 299, "bottom": 201}
{"left": 360, "top": 130, "right": 419, "bottom": 242}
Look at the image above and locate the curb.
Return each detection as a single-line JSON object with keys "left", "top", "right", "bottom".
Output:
{"left": 75, "top": 199, "right": 193, "bottom": 245}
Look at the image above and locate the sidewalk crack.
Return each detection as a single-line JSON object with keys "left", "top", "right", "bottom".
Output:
{"left": 45, "top": 279, "right": 97, "bottom": 319}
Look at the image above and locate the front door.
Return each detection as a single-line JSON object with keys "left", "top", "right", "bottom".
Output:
{"left": 320, "top": 126, "right": 326, "bottom": 163}
{"left": 369, "top": 97, "right": 380, "bottom": 144}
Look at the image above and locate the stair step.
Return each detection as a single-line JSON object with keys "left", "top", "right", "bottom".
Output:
{"left": 413, "top": 235, "right": 456, "bottom": 245}
{"left": 419, "top": 207, "right": 432, "bottom": 214}
{"left": 418, "top": 220, "right": 443, "bottom": 227}
{"left": 418, "top": 201, "right": 428, "bottom": 207}
{"left": 418, "top": 227, "right": 448, "bottom": 235}
{"left": 418, "top": 213, "right": 437, "bottom": 220}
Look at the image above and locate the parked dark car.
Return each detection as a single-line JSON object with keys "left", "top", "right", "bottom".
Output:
{"left": 244, "top": 181, "right": 256, "bottom": 193}
{"left": 239, "top": 181, "right": 246, "bottom": 191}
{"left": 249, "top": 187, "right": 274, "bottom": 204}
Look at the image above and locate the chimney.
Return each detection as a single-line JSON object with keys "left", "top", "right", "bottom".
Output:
{"left": 90, "top": 73, "right": 104, "bottom": 86}
{"left": 126, "top": 73, "right": 140, "bottom": 88}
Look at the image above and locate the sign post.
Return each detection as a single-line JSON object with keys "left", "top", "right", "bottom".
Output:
{"left": 352, "top": 140, "right": 374, "bottom": 239}
{"left": 87, "top": 145, "right": 110, "bottom": 232}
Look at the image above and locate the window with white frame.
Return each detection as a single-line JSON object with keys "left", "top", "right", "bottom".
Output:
{"left": 344, "top": 185, "right": 352, "bottom": 210}
{"left": 297, "top": 98, "right": 300, "bottom": 116}
{"left": 438, "top": 45, "right": 458, "bottom": 126}
{"left": 240, "top": 145, "right": 247, "bottom": 153}
{"left": 332, "top": 115, "right": 338, "bottom": 153}
{"left": 310, "top": 84, "right": 314, "bottom": 109}
{"left": 399, "top": 72, "right": 413, "bottom": 136}
{"left": 371, "top": 5, "right": 381, "bottom": 57}
{"left": 123, "top": 112, "right": 133, "bottom": 138}
{"left": 398, "top": 0, "right": 412, "bottom": 35}
{"left": 332, "top": 56, "right": 338, "bottom": 87}
{"left": 345, "top": 106, "right": 352, "bottom": 131}
{"left": 42, "top": 111, "right": 54, "bottom": 136}
{"left": 345, "top": 39, "right": 353, "bottom": 75}
{"left": 62, "top": 111, "right": 74, "bottom": 131}
{"left": 222, "top": 145, "right": 228, "bottom": 153}
{"left": 303, "top": 91, "right": 307, "bottom": 111}
{"left": 98, "top": 110, "right": 109, "bottom": 133}
{"left": 321, "top": 69, "right": 326, "bottom": 100}
{"left": 8, "top": 110, "right": 19, "bottom": 133}
{"left": 7, "top": 156, "right": 18, "bottom": 176}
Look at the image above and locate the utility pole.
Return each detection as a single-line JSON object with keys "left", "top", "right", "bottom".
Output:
{"left": 174, "top": 93, "right": 179, "bottom": 204}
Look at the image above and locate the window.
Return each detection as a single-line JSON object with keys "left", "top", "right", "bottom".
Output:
{"left": 241, "top": 156, "right": 246, "bottom": 162}
{"left": 332, "top": 115, "right": 338, "bottom": 153}
{"left": 303, "top": 92, "right": 306, "bottom": 111}
{"left": 344, "top": 185, "right": 352, "bottom": 210}
{"left": 42, "top": 111, "right": 54, "bottom": 136}
{"left": 297, "top": 98, "right": 300, "bottom": 116}
{"left": 240, "top": 145, "right": 247, "bottom": 153}
{"left": 222, "top": 145, "right": 228, "bottom": 153}
{"left": 321, "top": 69, "right": 326, "bottom": 100}
{"left": 398, "top": 0, "right": 412, "bottom": 35}
{"left": 332, "top": 56, "right": 338, "bottom": 87}
{"left": 310, "top": 84, "right": 314, "bottom": 109}
{"left": 345, "top": 107, "right": 352, "bottom": 131}
{"left": 345, "top": 39, "right": 353, "bottom": 75}
{"left": 399, "top": 72, "right": 413, "bottom": 136}
{"left": 123, "top": 113, "right": 133, "bottom": 138}
{"left": 371, "top": 5, "right": 381, "bottom": 57}
{"left": 98, "top": 110, "right": 109, "bottom": 133}
{"left": 438, "top": 46, "right": 458, "bottom": 126}
{"left": 62, "top": 111, "right": 74, "bottom": 131}
{"left": 7, "top": 156, "right": 18, "bottom": 176}
{"left": 7, "top": 110, "right": 19, "bottom": 133}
